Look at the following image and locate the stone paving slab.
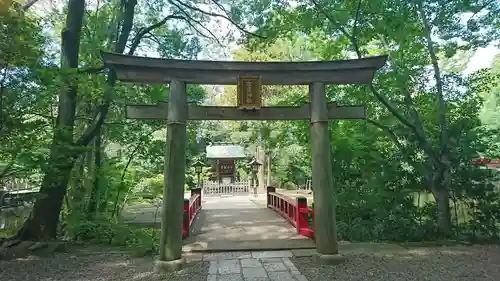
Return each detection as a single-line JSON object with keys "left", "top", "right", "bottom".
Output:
{"left": 183, "top": 242, "right": 407, "bottom": 264}
{"left": 184, "top": 238, "right": 315, "bottom": 252}
{"left": 205, "top": 250, "right": 309, "bottom": 281}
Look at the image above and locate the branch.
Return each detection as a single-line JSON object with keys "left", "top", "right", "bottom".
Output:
{"left": 78, "top": 65, "right": 105, "bottom": 74}
{"left": 76, "top": 106, "right": 107, "bottom": 147}
{"left": 20, "top": 0, "right": 39, "bottom": 11}
{"left": 369, "top": 84, "right": 440, "bottom": 163}
{"left": 171, "top": 0, "right": 266, "bottom": 39}
{"left": 467, "top": 0, "right": 496, "bottom": 24}
{"left": 310, "top": 0, "right": 361, "bottom": 57}
{"left": 111, "top": 139, "right": 143, "bottom": 218}
{"left": 210, "top": 0, "right": 230, "bottom": 16}
{"left": 352, "top": 0, "right": 362, "bottom": 41}
{"left": 128, "top": 14, "right": 186, "bottom": 55}
{"left": 310, "top": 0, "right": 441, "bottom": 165}
{"left": 73, "top": 115, "right": 124, "bottom": 126}
{"left": 77, "top": 5, "right": 232, "bottom": 149}
{"left": 418, "top": 3, "right": 448, "bottom": 158}
{"left": 27, "top": 113, "right": 55, "bottom": 120}
{"left": 366, "top": 119, "right": 405, "bottom": 152}
{"left": 143, "top": 32, "right": 162, "bottom": 46}
{"left": 75, "top": 3, "right": 196, "bottom": 148}
{"left": 168, "top": 1, "right": 223, "bottom": 46}
{"left": 401, "top": 81, "right": 427, "bottom": 139}
{"left": 183, "top": 21, "right": 221, "bottom": 46}
{"left": 366, "top": 119, "right": 426, "bottom": 175}
{"left": 75, "top": 0, "right": 138, "bottom": 148}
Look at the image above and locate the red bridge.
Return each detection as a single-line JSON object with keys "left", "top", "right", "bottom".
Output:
{"left": 180, "top": 187, "right": 315, "bottom": 252}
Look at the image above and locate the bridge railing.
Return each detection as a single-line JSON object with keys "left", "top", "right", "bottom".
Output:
{"left": 182, "top": 188, "right": 202, "bottom": 239}
{"left": 202, "top": 180, "right": 251, "bottom": 196}
{"left": 266, "top": 186, "right": 315, "bottom": 240}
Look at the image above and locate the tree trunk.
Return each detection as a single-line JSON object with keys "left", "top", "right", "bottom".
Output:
{"left": 266, "top": 154, "right": 271, "bottom": 186}
{"left": 66, "top": 154, "right": 87, "bottom": 227}
{"left": 17, "top": 161, "right": 75, "bottom": 240}
{"left": 98, "top": 126, "right": 109, "bottom": 213}
{"left": 87, "top": 129, "right": 102, "bottom": 217}
{"left": 14, "top": 0, "right": 154, "bottom": 240}
{"left": 431, "top": 166, "right": 453, "bottom": 238}
{"left": 433, "top": 189, "right": 453, "bottom": 237}
{"left": 84, "top": 139, "right": 94, "bottom": 203}
{"left": 418, "top": 2, "right": 453, "bottom": 237}
{"left": 14, "top": 0, "right": 86, "bottom": 241}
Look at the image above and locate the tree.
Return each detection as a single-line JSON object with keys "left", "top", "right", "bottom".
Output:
{"left": 9, "top": 0, "right": 264, "bottom": 241}
{"left": 1, "top": 7, "right": 50, "bottom": 182}
{"left": 480, "top": 54, "right": 500, "bottom": 130}
{"left": 240, "top": 0, "right": 499, "bottom": 237}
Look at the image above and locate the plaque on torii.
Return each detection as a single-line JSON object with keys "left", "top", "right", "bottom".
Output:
{"left": 237, "top": 76, "right": 262, "bottom": 110}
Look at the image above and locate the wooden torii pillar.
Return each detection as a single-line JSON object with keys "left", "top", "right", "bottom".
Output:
{"left": 101, "top": 52, "right": 387, "bottom": 271}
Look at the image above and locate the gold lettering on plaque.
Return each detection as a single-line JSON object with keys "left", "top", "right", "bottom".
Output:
{"left": 245, "top": 81, "right": 253, "bottom": 104}
{"left": 237, "top": 76, "right": 262, "bottom": 109}
{"left": 218, "top": 162, "right": 234, "bottom": 174}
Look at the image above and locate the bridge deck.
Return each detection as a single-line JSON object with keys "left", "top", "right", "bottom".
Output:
{"left": 183, "top": 196, "right": 315, "bottom": 252}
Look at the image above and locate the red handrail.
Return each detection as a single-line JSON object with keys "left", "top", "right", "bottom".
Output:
{"left": 182, "top": 188, "right": 202, "bottom": 239}
{"left": 266, "top": 186, "right": 315, "bottom": 240}
{"left": 472, "top": 157, "right": 500, "bottom": 167}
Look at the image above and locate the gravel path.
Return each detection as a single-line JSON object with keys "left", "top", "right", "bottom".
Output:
{"left": 2, "top": 245, "right": 500, "bottom": 281}
{"left": 293, "top": 245, "right": 500, "bottom": 281}
{"left": 0, "top": 250, "right": 208, "bottom": 281}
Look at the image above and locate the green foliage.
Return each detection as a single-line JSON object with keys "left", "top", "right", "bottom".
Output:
{"left": 229, "top": 0, "right": 500, "bottom": 241}
{"left": 3, "top": 0, "right": 500, "bottom": 246}
{"left": 0, "top": 10, "right": 53, "bottom": 181}
{"left": 66, "top": 215, "right": 160, "bottom": 251}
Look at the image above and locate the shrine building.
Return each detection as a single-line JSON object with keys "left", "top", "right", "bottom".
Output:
{"left": 206, "top": 144, "right": 247, "bottom": 183}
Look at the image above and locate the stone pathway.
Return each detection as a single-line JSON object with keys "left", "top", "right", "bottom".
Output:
{"left": 204, "top": 250, "right": 308, "bottom": 281}
{"left": 2, "top": 243, "right": 499, "bottom": 281}
{"left": 184, "top": 195, "right": 315, "bottom": 252}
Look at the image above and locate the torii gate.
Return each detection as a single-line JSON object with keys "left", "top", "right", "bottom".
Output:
{"left": 101, "top": 52, "right": 387, "bottom": 272}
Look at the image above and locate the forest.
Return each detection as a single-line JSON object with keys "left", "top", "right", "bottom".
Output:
{"left": 1, "top": 0, "right": 500, "bottom": 251}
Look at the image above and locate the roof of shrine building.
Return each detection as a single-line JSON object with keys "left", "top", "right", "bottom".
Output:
{"left": 206, "top": 145, "right": 247, "bottom": 159}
